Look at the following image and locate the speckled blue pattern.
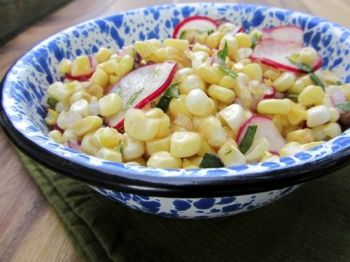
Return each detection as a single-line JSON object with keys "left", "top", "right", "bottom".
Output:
{"left": 2, "top": 3, "right": 350, "bottom": 218}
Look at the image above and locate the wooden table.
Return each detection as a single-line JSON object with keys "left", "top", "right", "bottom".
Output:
{"left": 1, "top": 0, "right": 350, "bottom": 261}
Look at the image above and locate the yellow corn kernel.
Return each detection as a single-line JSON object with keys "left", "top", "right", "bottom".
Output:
{"left": 289, "top": 47, "right": 318, "bottom": 66}
{"left": 157, "top": 114, "right": 171, "bottom": 138}
{"left": 109, "top": 74, "right": 121, "bottom": 85}
{"left": 197, "top": 64, "right": 222, "bottom": 85}
{"left": 55, "top": 101, "right": 70, "bottom": 113}
{"left": 306, "top": 105, "right": 330, "bottom": 128}
{"left": 72, "top": 116, "right": 103, "bottom": 136}
{"left": 320, "top": 70, "right": 340, "bottom": 85}
{"left": 218, "top": 139, "right": 246, "bottom": 166}
{"left": 163, "top": 38, "right": 189, "bottom": 51}
{"left": 190, "top": 51, "right": 209, "bottom": 69}
{"left": 298, "top": 85, "right": 325, "bottom": 106}
{"left": 287, "top": 129, "right": 314, "bottom": 144}
{"left": 218, "top": 22, "right": 237, "bottom": 33}
{"left": 279, "top": 142, "right": 302, "bottom": 157}
{"left": 90, "top": 68, "right": 109, "bottom": 87}
{"left": 123, "top": 135, "right": 145, "bottom": 161}
{"left": 134, "top": 39, "right": 161, "bottom": 59}
{"left": 223, "top": 126, "right": 236, "bottom": 140}
{"left": 272, "top": 115, "right": 283, "bottom": 133}
{"left": 147, "top": 151, "right": 182, "bottom": 168}
{"left": 174, "top": 68, "right": 196, "bottom": 82}
{"left": 245, "top": 137, "right": 270, "bottom": 162}
{"left": 155, "top": 46, "right": 185, "bottom": 63}
{"left": 173, "top": 114, "right": 193, "bottom": 131}
{"left": 170, "top": 131, "right": 201, "bottom": 158}
{"left": 289, "top": 75, "right": 313, "bottom": 94}
{"left": 243, "top": 63, "right": 263, "bottom": 82}
{"left": 197, "top": 140, "right": 216, "bottom": 156}
{"left": 71, "top": 55, "right": 92, "bottom": 76}
{"left": 192, "top": 43, "right": 211, "bottom": 54}
{"left": 323, "top": 122, "right": 342, "bottom": 138}
{"left": 96, "top": 47, "right": 113, "bottom": 64}
{"left": 208, "top": 84, "right": 236, "bottom": 104}
{"left": 169, "top": 95, "right": 192, "bottom": 118}
{"left": 329, "top": 107, "right": 340, "bottom": 122}
{"left": 182, "top": 158, "right": 199, "bottom": 169}
{"left": 219, "top": 35, "right": 239, "bottom": 59}
{"left": 260, "top": 151, "right": 279, "bottom": 162}
{"left": 263, "top": 70, "right": 280, "bottom": 81}
{"left": 48, "top": 82, "right": 75, "bottom": 101}
{"left": 179, "top": 74, "right": 206, "bottom": 95}
{"left": 219, "top": 75, "right": 238, "bottom": 89}
{"left": 342, "top": 84, "right": 350, "bottom": 100}
{"left": 57, "top": 111, "right": 83, "bottom": 129}
{"left": 205, "top": 31, "right": 224, "bottom": 49}
{"left": 45, "top": 109, "right": 58, "bottom": 125}
{"left": 97, "top": 147, "right": 123, "bottom": 162}
{"left": 199, "top": 116, "right": 226, "bottom": 148}
{"left": 69, "top": 91, "right": 93, "bottom": 105}
{"left": 257, "top": 99, "right": 293, "bottom": 115}
{"left": 114, "top": 55, "right": 133, "bottom": 76}
{"left": 185, "top": 89, "right": 215, "bottom": 117}
{"left": 287, "top": 103, "right": 307, "bottom": 125}
{"left": 81, "top": 132, "right": 98, "bottom": 155}
{"left": 124, "top": 109, "right": 161, "bottom": 141}
{"left": 99, "top": 93, "right": 123, "bottom": 117}
{"left": 312, "top": 126, "right": 327, "bottom": 140}
{"left": 70, "top": 99, "right": 90, "bottom": 117}
{"left": 92, "top": 127, "right": 122, "bottom": 148}
{"left": 98, "top": 60, "right": 118, "bottom": 74}
{"left": 235, "top": 33, "right": 252, "bottom": 48}
{"left": 234, "top": 48, "right": 253, "bottom": 62}
{"left": 127, "top": 157, "right": 146, "bottom": 166}
{"left": 48, "top": 130, "right": 64, "bottom": 144}
{"left": 87, "top": 84, "right": 104, "bottom": 99}
{"left": 59, "top": 58, "right": 72, "bottom": 75}
{"left": 273, "top": 72, "right": 297, "bottom": 92}
{"left": 146, "top": 136, "right": 170, "bottom": 156}
{"left": 62, "top": 129, "right": 77, "bottom": 142}
{"left": 301, "top": 141, "right": 324, "bottom": 151}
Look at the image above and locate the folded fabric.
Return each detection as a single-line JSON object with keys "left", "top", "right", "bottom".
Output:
{"left": 18, "top": 151, "right": 350, "bottom": 262}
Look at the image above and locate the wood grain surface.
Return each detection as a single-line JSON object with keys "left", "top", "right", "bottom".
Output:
{"left": 1, "top": 0, "right": 350, "bottom": 261}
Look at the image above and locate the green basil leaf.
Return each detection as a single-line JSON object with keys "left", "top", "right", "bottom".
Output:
{"left": 218, "top": 65, "right": 238, "bottom": 79}
{"left": 199, "top": 153, "right": 224, "bottom": 168}
{"left": 239, "top": 125, "right": 258, "bottom": 154}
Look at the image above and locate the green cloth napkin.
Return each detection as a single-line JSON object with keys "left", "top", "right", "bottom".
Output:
{"left": 18, "top": 151, "right": 350, "bottom": 262}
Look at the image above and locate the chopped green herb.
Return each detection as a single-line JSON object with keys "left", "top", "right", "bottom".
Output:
{"left": 179, "top": 30, "right": 187, "bottom": 39}
{"left": 199, "top": 153, "right": 224, "bottom": 168}
{"left": 123, "top": 88, "right": 144, "bottom": 112}
{"left": 239, "top": 125, "right": 258, "bottom": 154}
{"left": 207, "top": 29, "right": 214, "bottom": 35}
{"left": 310, "top": 73, "right": 325, "bottom": 90}
{"left": 118, "top": 144, "right": 124, "bottom": 156}
{"left": 336, "top": 102, "right": 350, "bottom": 112}
{"left": 287, "top": 58, "right": 312, "bottom": 73}
{"left": 47, "top": 97, "right": 58, "bottom": 109}
{"left": 217, "top": 40, "right": 229, "bottom": 61}
{"left": 335, "top": 80, "right": 343, "bottom": 85}
{"left": 251, "top": 35, "right": 257, "bottom": 49}
{"left": 218, "top": 65, "right": 238, "bottom": 79}
{"left": 225, "top": 149, "right": 232, "bottom": 155}
{"left": 156, "top": 83, "right": 180, "bottom": 112}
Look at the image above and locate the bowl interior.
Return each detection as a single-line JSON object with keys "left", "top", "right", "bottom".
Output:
{"left": 1, "top": 3, "right": 350, "bottom": 191}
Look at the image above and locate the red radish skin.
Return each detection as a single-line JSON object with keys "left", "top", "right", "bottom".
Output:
{"left": 173, "top": 16, "right": 219, "bottom": 39}
{"left": 65, "top": 56, "right": 97, "bottom": 81}
{"left": 237, "top": 115, "right": 286, "bottom": 153}
{"left": 106, "top": 62, "right": 177, "bottom": 129}
{"left": 262, "top": 86, "right": 276, "bottom": 99}
{"left": 251, "top": 39, "right": 322, "bottom": 73}
{"left": 262, "top": 25, "right": 304, "bottom": 45}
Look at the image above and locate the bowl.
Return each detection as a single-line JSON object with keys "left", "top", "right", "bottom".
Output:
{"left": 1, "top": 3, "right": 350, "bottom": 219}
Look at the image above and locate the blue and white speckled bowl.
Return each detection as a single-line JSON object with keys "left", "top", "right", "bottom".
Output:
{"left": 1, "top": 3, "right": 350, "bottom": 219}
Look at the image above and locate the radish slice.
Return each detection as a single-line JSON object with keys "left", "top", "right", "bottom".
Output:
{"left": 251, "top": 39, "right": 322, "bottom": 73}
{"left": 237, "top": 115, "right": 285, "bottom": 153}
{"left": 105, "top": 62, "right": 177, "bottom": 129}
{"left": 262, "top": 85, "right": 276, "bottom": 99}
{"left": 173, "top": 16, "right": 219, "bottom": 39}
{"left": 65, "top": 56, "right": 97, "bottom": 81}
{"left": 328, "top": 87, "right": 347, "bottom": 107}
{"left": 262, "top": 25, "right": 304, "bottom": 45}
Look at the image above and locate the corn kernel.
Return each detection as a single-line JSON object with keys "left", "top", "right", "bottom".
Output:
{"left": 311, "top": 126, "right": 327, "bottom": 141}
{"left": 245, "top": 137, "right": 270, "bottom": 162}
{"left": 70, "top": 99, "right": 90, "bottom": 117}
{"left": 205, "top": 31, "right": 224, "bottom": 49}
{"left": 59, "top": 58, "right": 72, "bottom": 75}
{"left": 173, "top": 114, "right": 193, "bottom": 131}
{"left": 99, "top": 93, "right": 123, "bottom": 117}
{"left": 45, "top": 109, "right": 58, "bottom": 125}
{"left": 147, "top": 151, "right": 182, "bottom": 168}
{"left": 72, "top": 116, "right": 103, "bottom": 136}
{"left": 234, "top": 48, "right": 253, "bottom": 61}
{"left": 243, "top": 63, "right": 263, "bottom": 82}
{"left": 81, "top": 132, "right": 98, "bottom": 155}
{"left": 87, "top": 84, "right": 104, "bottom": 99}
{"left": 96, "top": 47, "right": 113, "bottom": 64}
{"left": 170, "top": 131, "right": 201, "bottom": 158}
{"left": 124, "top": 109, "right": 161, "bottom": 141}
{"left": 197, "top": 140, "right": 216, "bottom": 156}
{"left": 323, "top": 122, "right": 342, "bottom": 138}
{"left": 287, "top": 103, "right": 307, "bottom": 125}
{"left": 192, "top": 43, "right": 211, "bottom": 54}
{"left": 109, "top": 74, "right": 121, "bottom": 85}
{"left": 260, "top": 151, "right": 279, "bottom": 162}
{"left": 208, "top": 84, "right": 236, "bottom": 104}
{"left": 146, "top": 136, "right": 170, "bottom": 156}
{"left": 219, "top": 35, "right": 239, "bottom": 59}
{"left": 218, "top": 139, "right": 246, "bottom": 166}
{"left": 98, "top": 60, "right": 118, "bottom": 74}
{"left": 57, "top": 111, "right": 83, "bottom": 129}
{"left": 342, "top": 84, "right": 350, "bottom": 100}
{"left": 287, "top": 129, "right": 314, "bottom": 144}
{"left": 182, "top": 158, "right": 199, "bottom": 169}
{"left": 185, "top": 89, "right": 215, "bottom": 117}
{"left": 127, "top": 157, "right": 146, "bottom": 166}
{"left": 219, "top": 75, "right": 238, "bottom": 89}
{"left": 55, "top": 101, "right": 70, "bottom": 113}
{"left": 320, "top": 70, "right": 340, "bottom": 85}
{"left": 92, "top": 127, "right": 122, "bottom": 148}
{"left": 329, "top": 107, "right": 340, "bottom": 122}
{"left": 90, "top": 68, "right": 109, "bottom": 87}
{"left": 179, "top": 74, "right": 206, "bottom": 95}
{"left": 273, "top": 72, "right": 296, "bottom": 92}
{"left": 197, "top": 64, "right": 222, "bottom": 85}
{"left": 71, "top": 55, "right": 92, "bottom": 76}
{"left": 279, "top": 142, "right": 302, "bottom": 157}
{"left": 48, "top": 130, "right": 64, "bottom": 144}
{"left": 163, "top": 38, "right": 189, "bottom": 51}
{"left": 219, "top": 104, "right": 246, "bottom": 134}
{"left": 191, "top": 51, "right": 209, "bottom": 69}
{"left": 97, "top": 148, "right": 123, "bottom": 162}
{"left": 235, "top": 33, "right": 252, "bottom": 48}
{"left": 298, "top": 85, "right": 325, "bottom": 106}
{"left": 289, "top": 47, "right": 318, "bottom": 66}
{"left": 306, "top": 105, "right": 330, "bottom": 128}
{"left": 174, "top": 68, "right": 196, "bottom": 82}
{"left": 114, "top": 55, "right": 133, "bottom": 76}
{"left": 48, "top": 82, "right": 75, "bottom": 101}
{"left": 62, "top": 129, "right": 77, "bottom": 142}
{"left": 123, "top": 135, "right": 145, "bottom": 161}
{"left": 257, "top": 99, "right": 293, "bottom": 115}
{"left": 263, "top": 70, "right": 280, "bottom": 81}
{"left": 134, "top": 39, "right": 161, "bottom": 59}
{"left": 301, "top": 141, "right": 324, "bottom": 151}
{"left": 199, "top": 116, "right": 226, "bottom": 148}
{"left": 169, "top": 95, "right": 192, "bottom": 118}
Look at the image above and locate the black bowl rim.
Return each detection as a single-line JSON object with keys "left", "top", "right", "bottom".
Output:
{"left": 1, "top": 3, "right": 350, "bottom": 198}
